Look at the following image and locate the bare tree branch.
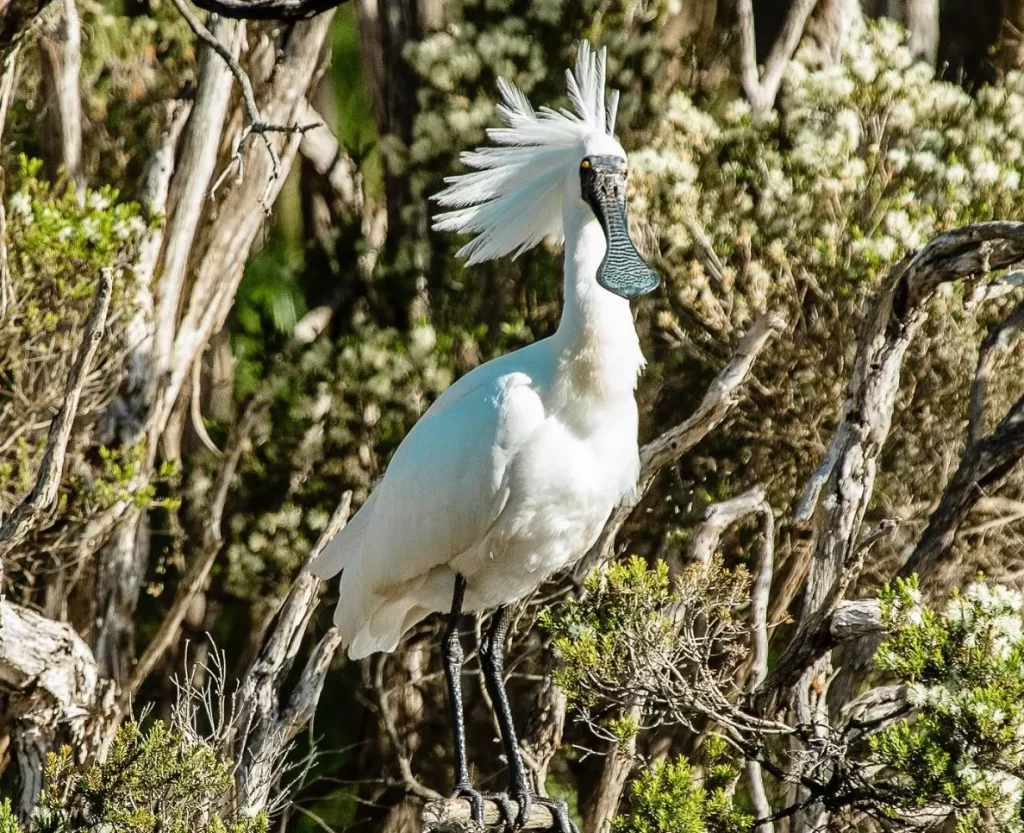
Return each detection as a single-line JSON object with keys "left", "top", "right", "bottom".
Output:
{"left": 154, "top": 15, "right": 243, "bottom": 389}
{"left": 424, "top": 798, "right": 555, "bottom": 832}
{"left": 232, "top": 492, "right": 352, "bottom": 812}
{"left": 580, "top": 312, "right": 784, "bottom": 574}
{"left": 190, "top": 0, "right": 349, "bottom": 21}
{"left": 583, "top": 700, "right": 644, "bottom": 833}
{"left": 736, "top": 0, "right": 820, "bottom": 120}
{"left": 968, "top": 299, "right": 1024, "bottom": 445}
{"left": 298, "top": 100, "right": 363, "bottom": 223}
{"left": 687, "top": 485, "right": 770, "bottom": 566}
{"left": 37, "top": 0, "right": 81, "bottom": 190}
{"left": 829, "top": 600, "right": 883, "bottom": 641}
{"left": 148, "top": 12, "right": 335, "bottom": 446}
{"left": 901, "top": 392, "right": 1024, "bottom": 583}
{"left": 757, "top": 221, "right": 1024, "bottom": 714}
{"left": 167, "top": 0, "right": 320, "bottom": 200}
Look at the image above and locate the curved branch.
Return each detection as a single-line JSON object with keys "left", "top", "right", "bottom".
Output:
{"left": 579, "top": 312, "right": 784, "bottom": 574}
{"left": 424, "top": 798, "right": 555, "bottom": 832}
{"left": 189, "top": 0, "right": 348, "bottom": 19}
{"left": 756, "top": 221, "right": 1024, "bottom": 713}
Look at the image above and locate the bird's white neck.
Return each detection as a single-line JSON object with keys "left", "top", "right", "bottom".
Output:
{"left": 551, "top": 203, "right": 646, "bottom": 408}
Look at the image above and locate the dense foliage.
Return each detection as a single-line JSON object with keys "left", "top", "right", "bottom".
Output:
{"left": 6, "top": 0, "right": 1024, "bottom": 830}
{"left": 611, "top": 740, "right": 750, "bottom": 833}
{"left": 0, "top": 723, "right": 267, "bottom": 833}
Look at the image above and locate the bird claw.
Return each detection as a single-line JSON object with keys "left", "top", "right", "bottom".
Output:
{"left": 482, "top": 792, "right": 515, "bottom": 831}
{"left": 506, "top": 791, "right": 577, "bottom": 833}
{"left": 452, "top": 782, "right": 486, "bottom": 825}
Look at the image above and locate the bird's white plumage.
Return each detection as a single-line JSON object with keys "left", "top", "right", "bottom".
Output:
{"left": 432, "top": 41, "right": 620, "bottom": 265}
{"left": 312, "top": 42, "right": 648, "bottom": 659}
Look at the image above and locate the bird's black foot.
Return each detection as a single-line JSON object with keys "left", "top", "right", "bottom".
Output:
{"left": 452, "top": 782, "right": 486, "bottom": 825}
{"left": 508, "top": 791, "right": 578, "bottom": 833}
{"left": 452, "top": 786, "right": 519, "bottom": 830}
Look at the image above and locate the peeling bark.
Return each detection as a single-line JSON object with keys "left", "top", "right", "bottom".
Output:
{"left": 0, "top": 601, "right": 115, "bottom": 819}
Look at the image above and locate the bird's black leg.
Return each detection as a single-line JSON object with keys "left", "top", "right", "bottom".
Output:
{"left": 443, "top": 575, "right": 485, "bottom": 823}
{"left": 480, "top": 607, "right": 578, "bottom": 833}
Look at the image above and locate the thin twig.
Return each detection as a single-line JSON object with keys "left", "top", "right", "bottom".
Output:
{"left": 747, "top": 500, "right": 775, "bottom": 833}
{"left": 373, "top": 656, "right": 443, "bottom": 802}
{"left": 190, "top": 0, "right": 349, "bottom": 20}
{"left": 168, "top": 0, "right": 320, "bottom": 202}
{"left": 0, "top": 269, "right": 115, "bottom": 560}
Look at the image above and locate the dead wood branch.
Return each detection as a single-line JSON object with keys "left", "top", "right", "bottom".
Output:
{"left": 148, "top": 12, "right": 334, "bottom": 447}
{"left": 190, "top": 0, "right": 348, "bottom": 20}
{"left": 736, "top": 0, "right": 819, "bottom": 120}
{"left": 901, "top": 391, "right": 1024, "bottom": 584}
{"left": 232, "top": 492, "right": 352, "bottom": 813}
{"left": 154, "top": 15, "right": 243, "bottom": 389}
{"left": 688, "top": 485, "right": 771, "bottom": 566}
{"left": 829, "top": 600, "right": 883, "bottom": 641}
{"left": 968, "top": 299, "right": 1024, "bottom": 445}
{"left": 298, "top": 100, "right": 363, "bottom": 222}
{"left": 583, "top": 700, "right": 643, "bottom": 833}
{"left": 758, "top": 221, "right": 1024, "bottom": 715}
{"left": 0, "top": 600, "right": 115, "bottom": 819}
{"left": 0, "top": 268, "right": 113, "bottom": 561}
{"left": 641, "top": 314, "right": 786, "bottom": 475}
{"left": 423, "top": 797, "right": 555, "bottom": 832}
{"left": 168, "top": 0, "right": 321, "bottom": 200}
{"left": 967, "top": 269, "right": 1024, "bottom": 306}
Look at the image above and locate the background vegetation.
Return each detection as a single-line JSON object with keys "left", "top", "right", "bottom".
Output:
{"left": 4, "top": 0, "right": 1024, "bottom": 831}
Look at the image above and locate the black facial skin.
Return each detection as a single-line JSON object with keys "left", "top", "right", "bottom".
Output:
{"left": 579, "top": 155, "right": 660, "bottom": 300}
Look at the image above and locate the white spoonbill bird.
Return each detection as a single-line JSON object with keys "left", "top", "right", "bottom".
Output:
{"left": 311, "top": 41, "right": 659, "bottom": 830}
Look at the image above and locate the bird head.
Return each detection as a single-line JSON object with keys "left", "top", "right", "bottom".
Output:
{"left": 432, "top": 42, "right": 660, "bottom": 301}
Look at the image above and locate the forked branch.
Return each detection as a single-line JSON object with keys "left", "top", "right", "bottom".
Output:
{"left": 736, "top": 0, "right": 820, "bottom": 120}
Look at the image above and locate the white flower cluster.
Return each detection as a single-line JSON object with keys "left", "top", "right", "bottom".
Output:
{"left": 629, "top": 18, "right": 1024, "bottom": 329}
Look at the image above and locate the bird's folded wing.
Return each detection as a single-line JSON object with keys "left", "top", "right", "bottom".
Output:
{"left": 314, "top": 365, "right": 547, "bottom": 593}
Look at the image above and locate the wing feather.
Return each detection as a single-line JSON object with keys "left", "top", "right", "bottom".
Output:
{"left": 313, "top": 346, "right": 550, "bottom": 598}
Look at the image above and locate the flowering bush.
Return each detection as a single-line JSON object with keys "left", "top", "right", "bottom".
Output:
{"left": 627, "top": 20, "right": 1024, "bottom": 573}
{"left": 872, "top": 577, "right": 1024, "bottom": 830}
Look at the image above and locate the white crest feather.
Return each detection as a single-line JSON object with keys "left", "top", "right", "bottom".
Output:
{"left": 432, "top": 41, "right": 620, "bottom": 265}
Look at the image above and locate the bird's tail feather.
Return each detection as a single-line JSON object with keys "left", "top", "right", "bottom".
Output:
{"left": 309, "top": 491, "right": 378, "bottom": 579}
{"left": 337, "top": 567, "right": 456, "bottom": 660}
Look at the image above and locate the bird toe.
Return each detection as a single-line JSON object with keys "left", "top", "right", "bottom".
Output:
{"left": 452, "top": 782, "right": 486, "bottom": 824}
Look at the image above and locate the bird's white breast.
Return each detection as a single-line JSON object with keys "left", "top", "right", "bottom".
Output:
{"left": 453, "top": 377, "right": 640, "bottom": 611}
